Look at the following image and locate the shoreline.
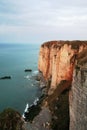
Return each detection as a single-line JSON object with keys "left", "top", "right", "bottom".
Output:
{"left": 22, "top": 71, "right": 69, "bottom": 130}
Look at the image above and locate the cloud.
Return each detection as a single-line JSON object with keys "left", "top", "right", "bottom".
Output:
{"left": 0, "top": 0, "right": 87, "bottom": 43}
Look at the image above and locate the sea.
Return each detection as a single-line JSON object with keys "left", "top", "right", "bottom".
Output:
{"left": 0, "top": 43, "right": 41, "bottom": 114}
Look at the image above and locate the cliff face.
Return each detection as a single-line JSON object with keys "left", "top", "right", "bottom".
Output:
{"left": 38, "top": 41, "right": 87, "bottom": 130}
{"left": 69, "top": 49, "right": 87, "bottom": 130}
{"left": 38, "top": 41, "right": 87, "bottom": 94}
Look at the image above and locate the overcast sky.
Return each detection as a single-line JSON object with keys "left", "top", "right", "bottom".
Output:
{"left": 0, "top": 0, "right": 87, "bottom": 44}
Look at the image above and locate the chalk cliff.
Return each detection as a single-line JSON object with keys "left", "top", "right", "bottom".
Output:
{"left": 38, "top": 41, "right": 87, "bottom": 94}
{"left": 38, "top": 41, "right": 87, "bottom": 130}
{"left": 69, "top": 48, "right": 87, "bottom": 130}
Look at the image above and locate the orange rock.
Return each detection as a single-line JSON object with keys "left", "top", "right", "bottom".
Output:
{"left": 38, "top": 41, "right": 87, "bottom": 93}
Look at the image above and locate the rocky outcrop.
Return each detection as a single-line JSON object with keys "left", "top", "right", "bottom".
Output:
{"left": 0, "top": 108, "right": 24, "bottom": 130}
{"left": 0, "top": 76, "right": 11, "bottom": 80}
{"left": 69, "top": 49, "right": 87, "bottom": 130}
{"left": 24, "top": 69, "right": 32, "bottom": 72}
{"left": 38, "top": 41, "right": 87, "bottom": 94}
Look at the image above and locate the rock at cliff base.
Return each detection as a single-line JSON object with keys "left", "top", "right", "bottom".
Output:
{"left": 24, "top": 69, "right": 32, "bottom": 72}
{"left": 0, "top": 76, "right": 11, "bottom": 80}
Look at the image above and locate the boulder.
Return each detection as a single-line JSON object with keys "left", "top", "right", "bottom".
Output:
{"left": 0, "top": 76, "right": 11, "bottom": 80}
{"left": 24, "top": 69, "right": 32, "bottom": 72}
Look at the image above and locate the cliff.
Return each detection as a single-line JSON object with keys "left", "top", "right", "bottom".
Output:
{"left": 69, "top": 49, "right": 87, "bottom": 130}
{"left": 38, "top": 41, "right": 87, "bottom": 130}
{"left": 38, "top": 40, "right": 87, "bottom": 94}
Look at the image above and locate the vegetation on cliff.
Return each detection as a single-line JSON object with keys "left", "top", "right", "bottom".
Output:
{"left": 41, "top": 40, "right": 87, "bottom": 49}
{"left": 77, "top": 48, "right": 87, "bottom": 65}
{"left": 51, "top": 90, "right": 69, "bottom": 130}
{"left": 0, "top": 108, "right": 24, "bottom": 130}
{"left": 44, "top": 80, "right": 70, "bottom": 130}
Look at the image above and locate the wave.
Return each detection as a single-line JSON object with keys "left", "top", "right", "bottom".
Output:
{"left": 33, "top": 97, "right": 39, "bottom": 105}
{"left": 24, "top": 75, "right": 30, "bottom": 80}
{"left": 22, "top": 103, "right": 29, "bottom": 119}
{"left": 32, "top": 70, "right": 38, "bottom": 74}
{"left": 22, "top": 97, "right": 39, "bottom": 119}
{"left": 24, "top": 103, "right": 29, "bottom": 112}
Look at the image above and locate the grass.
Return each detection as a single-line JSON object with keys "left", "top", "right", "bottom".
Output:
{"left": 41, "top": 40, "right": 87, "bottom": 50}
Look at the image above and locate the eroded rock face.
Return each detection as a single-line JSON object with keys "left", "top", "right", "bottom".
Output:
{"left": 69, "top": 49, "right": 87, "bottom": 130}
{"left": 38, "top": 41, "right": 87, "bottom": 94}
{"left": 38, "top": 41, "right": 87, "bottom": 130}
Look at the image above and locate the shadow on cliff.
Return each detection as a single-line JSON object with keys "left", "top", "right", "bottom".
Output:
{"left": 44, "top": 80, "right": 71, "bottom": 130}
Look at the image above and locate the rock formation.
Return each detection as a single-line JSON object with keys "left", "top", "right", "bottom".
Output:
{"left": 24, "top": 69, "right": 32, "bottom": 72}
{"left": 38, "top": 41, "right": 87, "bottom": 130}
{"left": 2, "top": 41, "right": 86, "bottom": 130}
{"left": 0, "top": 76, "right": 11, "bottom": 80}
{"left": 38, "top": 40, "right": 87, "bottom": 94}
{"left": 0, "top": 108, "right": 24, "bottom": 130}
{"left": 69, "top": 48, "right": 87, "bottom": 130}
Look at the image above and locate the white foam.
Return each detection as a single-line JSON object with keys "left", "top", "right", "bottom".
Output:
{"left": 22, "top": 103, "right": 29, "bottom": 119}
{"left": 22, "top": 98, "right": 39, "bottom": 119}
{"left": 22, "top": 113, "right": 25, "bottom": 118}
{"left": 33, "top": 98, "right": 39, "bottom": 105}
{"left": 31, "top": 84, "right": 34, "bottom": 86}
{"left": 24, "top": 75, "right": 30, "bottom": 79}
{"left": 33, "top": 70, "right": 38, "bottom": 74}
{"left": 24, "top": 103, "right": 29, "bottom": 112}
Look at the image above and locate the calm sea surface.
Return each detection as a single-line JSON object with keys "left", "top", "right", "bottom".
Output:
{"left": 0, "top": 43, "right": 41, "bottom": 114}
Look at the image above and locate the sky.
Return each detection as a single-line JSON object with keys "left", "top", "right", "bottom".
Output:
{"left": 0, "top": 0, "right": 87, "bottom": 44}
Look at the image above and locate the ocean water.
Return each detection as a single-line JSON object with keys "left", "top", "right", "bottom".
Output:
{"left": 0, "top": 43, "right": 41, "bottom": 114}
